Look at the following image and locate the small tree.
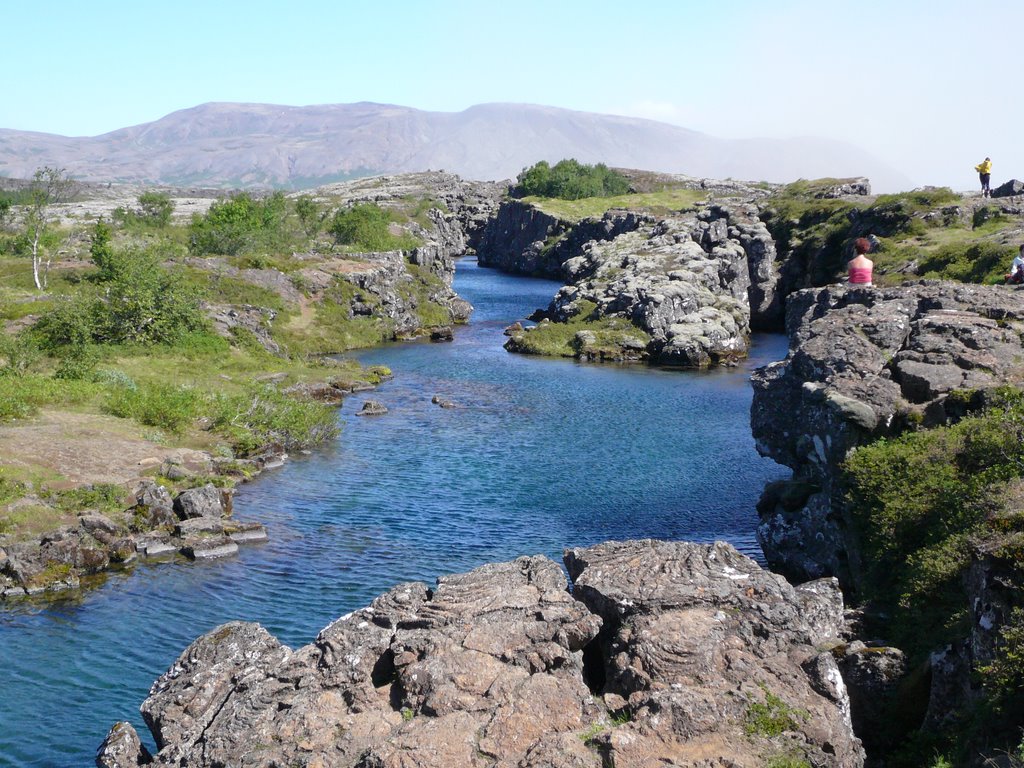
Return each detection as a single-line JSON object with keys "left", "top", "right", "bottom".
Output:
{"left": 25, "top": 167, "right": 76, "bottom": 290}
{"left": 295, "top": 195, "right": 322, "bottom": 238}
{"left": 137, "top": 191, "right": 175, "bottom": 226}
{"left": 90, "top": 219, "right": 116, "bottom": 279}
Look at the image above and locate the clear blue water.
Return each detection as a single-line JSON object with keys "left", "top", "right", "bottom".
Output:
{"left": 0, "top": 258, "right": 788, "bottom": 767}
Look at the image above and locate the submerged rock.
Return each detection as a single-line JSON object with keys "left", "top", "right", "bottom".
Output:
{"left": 356, "top": 400, "right": 389, "bottom": 416}
{"left": 102, "top": 540, "right": 863, "bottom": 767}
{"left": 96, "top": 721, "right": 151, "bottom": 768}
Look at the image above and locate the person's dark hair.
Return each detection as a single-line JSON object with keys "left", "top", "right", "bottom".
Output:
{"left": 854, "top": 237, "right": 872, "bottom": 255}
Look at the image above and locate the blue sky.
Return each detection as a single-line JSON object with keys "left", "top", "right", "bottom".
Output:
{"left": 2, "top": 0, "right": 1020, "bottom": 189}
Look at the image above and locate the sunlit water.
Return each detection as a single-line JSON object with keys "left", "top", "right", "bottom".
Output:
{"left": 0, "top": 258, "right": 788, "bottom": 767}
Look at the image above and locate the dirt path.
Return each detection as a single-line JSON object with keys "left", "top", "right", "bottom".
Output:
{"left": 0, "top": 409, "right": 210, "bottom": 489}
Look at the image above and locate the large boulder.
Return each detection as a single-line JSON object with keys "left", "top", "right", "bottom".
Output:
{"left": 565, "top": 540, "right": 863, "bottom": 768}
{"left": 127, "top": 556, "right": 604, "bottom": 767}
{"left": 991, "top": 178, "right": 1024, "bottom": 198}
{"left": 173, "top": 484, "right": 229, "bottom": 520}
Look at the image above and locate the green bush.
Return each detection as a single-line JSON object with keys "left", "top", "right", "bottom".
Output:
{"left": 33, "top": 292, "right": 100, "bottom": 351}
{"left": 0, "top": 333, "right": 41, "bottom": 376}
{"left": 189, "top": 192, "right": 288, "bottom": 256}
{"left": 89, "top": 220, "right": 116, "bottom": 280}
{"left": 53, "top": 344, "right": 99, "bottom": 381}
{"left": 294, "top": 195, "right": 323, "bottom": 238}
{"left": 978, "top": 607, "right": 1024, "bottom": 722}
{"left": 843, "top": 389, "right": 1024, "bottom": 653}
{"left": 36, "top": 243, "right": 206, "bottom": 349}
{"left": 514, "top": 159, "right": 630, "bottom": 200}
{"left": 136, "top": 191, "right": 175, "bottom": 227}
{"left": 329, "top": 203, "right": 419, "bottom": 252}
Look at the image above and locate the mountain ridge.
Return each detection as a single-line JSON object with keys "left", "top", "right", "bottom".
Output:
{"left": 0, "top": 101, "right": 911, "bottom": 190}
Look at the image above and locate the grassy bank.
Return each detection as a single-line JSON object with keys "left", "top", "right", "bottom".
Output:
{"left": 0, "top": 182, "right": 448, "bottom": 542}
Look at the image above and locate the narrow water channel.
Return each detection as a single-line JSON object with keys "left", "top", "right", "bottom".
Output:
{"left": 0, "top": 258, "right": 788, "bottom": 767}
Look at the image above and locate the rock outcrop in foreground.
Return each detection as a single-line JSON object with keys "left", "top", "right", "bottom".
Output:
{"left": 98, "top": 540, "right": 863, "bottom": 767}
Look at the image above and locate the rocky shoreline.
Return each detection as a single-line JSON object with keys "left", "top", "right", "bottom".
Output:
{"left": 0, "top": 171, "right": 501, "bottom": 599}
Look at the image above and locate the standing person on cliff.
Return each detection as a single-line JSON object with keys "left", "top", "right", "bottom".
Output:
{"left": 848, "top": 237, "right": 874, "bottom": 287}
{"left": 975, "top": 157, "right": 993, "bottom": 197}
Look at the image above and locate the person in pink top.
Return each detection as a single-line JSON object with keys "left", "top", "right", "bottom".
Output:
{"left": 848, "top": 237, "right": 874, "bottom": 287}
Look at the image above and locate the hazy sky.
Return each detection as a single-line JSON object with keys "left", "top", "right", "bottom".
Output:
{"left": 2, "top": 0, "right": 1018, "bottom": 190}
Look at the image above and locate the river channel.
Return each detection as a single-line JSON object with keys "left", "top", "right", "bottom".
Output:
{"left": 0, "top": 258, "right": 788, "bottom": 766}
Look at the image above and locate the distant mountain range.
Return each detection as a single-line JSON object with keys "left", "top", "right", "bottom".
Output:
{"left": 0, "top": 102, "right": 912, "bottom": 191}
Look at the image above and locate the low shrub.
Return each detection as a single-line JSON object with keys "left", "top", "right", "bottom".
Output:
{"left": 0, "top": 333, "right": 41, "bottom": 376}
{"left": 43, "top": 483, "right": 123, "bottom": 513}
{"left": 209, "top": 384, "right": 339, "bottom": 455}
{"left": 35, "top": 242, "right": 207, "bottom": 349}
{"left": 745, "top": 684, "right": 808, "bottom": 737}
{"left": 844, "top": 388, "right": 1024, "bottom": 655}
{"left": 103, "top": 381, "right": 203, "bottom": 434}
{"left": 0, "top": 373, "right": 100, "bottom": 423}
{"left": 917, "top": 241, "right": 1015, "bottom": 283}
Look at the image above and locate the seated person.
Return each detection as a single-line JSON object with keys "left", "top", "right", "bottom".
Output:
{"left": 848, "top": 237, "right": 874, "bottom": 287}
{"left": 1006, "top": 245, "right": 1024, "bottom": 284}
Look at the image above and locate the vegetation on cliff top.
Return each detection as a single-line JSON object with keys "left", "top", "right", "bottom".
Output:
{"left": 760, "top": 181, "right": 1019, "bottom": 287}
{"left": 525, "top": 187, "right": 705, "bottom": 223}
{"left": 513, "top": 159, "right": 630, "bottom": 201}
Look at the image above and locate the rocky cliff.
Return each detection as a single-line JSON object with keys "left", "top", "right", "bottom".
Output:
{"left": 98, "top": 540, "right": 864, "bottom": 768}
{"left": 751, "top": 281, "right": 1024, "bottom": 587}
{"left": 750, "top": 280, "right": 1024, "bottom": 762}
{"left": 476, "top": 201, "right": 648, "bottom": 279}
{"left": 495, "top": 196, "right": 784, "bottom": 367}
